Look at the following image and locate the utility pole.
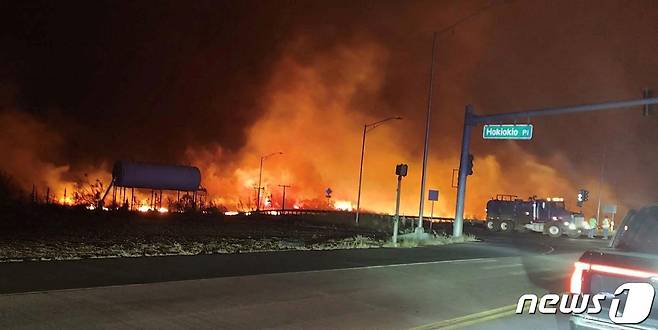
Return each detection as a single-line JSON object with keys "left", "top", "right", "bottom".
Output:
{"left": 253, "top": 186, "right": 263, "bottom": 211}
{"left": 355, "top": 124, "right": 366, "bottom": 223}
{"left": 278, "top": 184, "right": 290, "bottom": 211}
{"left": 256, "top": 158, "right": 264, "bottom": 211}
{"left": 256, "top": 152, "right": 283, "bottom": 211}
{"left": 417, "top": 32, "right": 438, "bottom": 234}
{"left": 453, "top": 96, "right": 658, "bottom": 238}
{"left": 595, "top": 145, "right": 607, "bottom": 222}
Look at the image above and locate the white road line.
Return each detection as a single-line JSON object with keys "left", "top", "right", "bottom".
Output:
{"left": 0, "top": 257, "right": 500, "bottom": 297}
{"left": 481, "top": 263, "right": 523, "bottom": 270}
{"left": 299, "top": 257, "right": 499, "bottom": 274}
{"left": 508, "top": 270, "right": 527, "bottom": 276}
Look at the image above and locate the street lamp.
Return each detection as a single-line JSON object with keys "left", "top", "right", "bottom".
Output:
{"left": 257, "top": 151, "right": 283, "bottom": 211}
{"left": 355, "top": 116, "right": 402, "bottom": 225}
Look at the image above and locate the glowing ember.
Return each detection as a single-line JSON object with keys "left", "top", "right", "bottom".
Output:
{"left": 157, "top": 207, "right": 168, "bottom": 213}
{"left": 224, "top": 211, "right": 239, "bottom": 216}
{"left": 137, "top": 205, "right": 151, "bottom": 213}
{"left": 333, "top": 200, "right": 353, "bottom": 212}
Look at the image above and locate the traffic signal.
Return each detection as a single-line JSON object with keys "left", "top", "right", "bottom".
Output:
{"left": 577, "top": 189, "right": 589, "bottom": 207}
{"left": 467, "top": 154, "right": 474, "bottom": 176}
{"left": 395, "top": 163, "right": 408, "bottom": 177}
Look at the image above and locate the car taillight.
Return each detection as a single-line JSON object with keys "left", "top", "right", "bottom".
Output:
{"left": 590, "top": 264, "right": 658, "bottom": 278}
{"left": 570, "top": 261, "right": 590, "bottom": 294}
{"left": 570, "top": 261, "right": 658, "bottom": 294}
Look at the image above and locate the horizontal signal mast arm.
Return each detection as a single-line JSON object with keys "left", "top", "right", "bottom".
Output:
{"left": 470, "top": 97, "right": 658, "bottom": 125}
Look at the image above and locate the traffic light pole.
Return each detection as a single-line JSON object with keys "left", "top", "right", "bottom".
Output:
{"left": 393, "top": 174, "right": 402, "bottom": 246}
{"left": 453, "top": 105, "right": 474, "bottom": 237}
{"left": 453, "top": 96, "right": 658, "bottom": 238}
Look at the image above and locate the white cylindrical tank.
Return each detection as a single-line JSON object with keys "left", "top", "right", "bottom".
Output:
{"left": 112, "top": 161, "right": 201, "bottom": 191}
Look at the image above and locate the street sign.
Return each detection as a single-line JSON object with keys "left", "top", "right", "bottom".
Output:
{"left": 483, "top": 124, "right": 533, "bottom": 140}
{"left": 325, "top": 188, "right": 332, "bottom": 198}
{"left": 603, "top": 204, "right": 617, "bottom": 214}
{"left": 428, "top": 189, "right": 439, "bottom": 201}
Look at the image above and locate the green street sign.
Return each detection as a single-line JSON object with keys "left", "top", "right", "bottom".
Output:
{"left": 483, "top": 124, "right": 533, "bottom": 140}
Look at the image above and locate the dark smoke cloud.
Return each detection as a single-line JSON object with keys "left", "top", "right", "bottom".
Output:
{"left": 1, "top": 0, "right": 298, "bottom": 164}
{"left": 0, "top": 0, "right": 656, "bottom": 215}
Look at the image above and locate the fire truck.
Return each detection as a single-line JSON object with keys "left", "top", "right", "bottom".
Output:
{"left": 485, "top": 195, "right": 585, "bottom": 238}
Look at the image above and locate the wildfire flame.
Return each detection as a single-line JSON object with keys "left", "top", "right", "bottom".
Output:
{"left": 333, "top": 200, "right": 353, "bottom": 212}
{"left": 0, "top": 27, "right": 625, "bottom": 219}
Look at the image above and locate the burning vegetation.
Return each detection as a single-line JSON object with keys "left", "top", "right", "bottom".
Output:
{"left": 0, "top": 1, "right": 656, "bottom": 220}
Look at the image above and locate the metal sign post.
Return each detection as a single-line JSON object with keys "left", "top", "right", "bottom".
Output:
{"left": 428, "top": 189, "right": 439, "bottom": 231}
{"left": 393, "top": 164, "right": 408, "bottom": 246}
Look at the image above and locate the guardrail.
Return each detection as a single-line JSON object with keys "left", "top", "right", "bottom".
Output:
{"left": 244, "top": 209, "right": 483, "bottom": 224}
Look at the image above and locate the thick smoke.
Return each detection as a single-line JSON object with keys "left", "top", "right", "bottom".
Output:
{"left": 0, "top": 1, "right": 656, "bottom": 217}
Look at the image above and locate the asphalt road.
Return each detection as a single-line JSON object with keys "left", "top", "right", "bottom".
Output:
{"left": 0, "top": 231, "right": 609, "bottom": 329}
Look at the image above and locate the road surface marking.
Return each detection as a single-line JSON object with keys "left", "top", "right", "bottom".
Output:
{"left": 0, "top": 257, "right": 498, "bottom": 297}
{"left": 508, "top": 270, "right": 527, "bottom": 276}
{"left": 481, "top": 263, "right": 522, "bottom": 270}
{"left": 298, "top": 257, "right": 499, "bottom": 274}
{"left": 410, "top": 303, "right": 530, "bottom": 330}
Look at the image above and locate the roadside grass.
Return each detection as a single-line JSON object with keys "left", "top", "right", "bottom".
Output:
{"left": 0, "top": 235, "right": 388, "bottom": 262}
{"left": 313, "top": 235, "right": 383, "bottom": 249}
{"left": 383, "top": 232, "right": 479, "bottom": 248}
{"left": 0, "top": 232, "right": 480, "bottom": 262}
{"left": 0, "top": 204, "right": 480, "bottom": 261}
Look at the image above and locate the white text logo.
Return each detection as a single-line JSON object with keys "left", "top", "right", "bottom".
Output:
{"left": 516, "top": 283, "right": 655, "bottom": 325}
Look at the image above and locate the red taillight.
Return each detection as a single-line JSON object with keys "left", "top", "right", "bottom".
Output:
{"left": 570, "top": 261, "right": 590, "bottom": 294}
{"left": 569, "top": 261, "right": 658, "bottom": 294}
{"left": 590, "top": 264, "right": 658, "bottom": 279}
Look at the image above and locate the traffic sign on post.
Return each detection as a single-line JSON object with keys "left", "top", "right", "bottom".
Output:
{"left": 483, "top": 124, "right": 533, "bottom": 140}
{"left": 603, "top": 204, "right": 617, "bottom": 214}
{"left": 428, "top": 189, "right": 439, "bottom": 201}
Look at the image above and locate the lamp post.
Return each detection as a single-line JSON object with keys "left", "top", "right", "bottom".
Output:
{"left": 257, "top": 152, "right": 283, "bottom": 211}
{"left": 417, "top": 32, "right": 437, "bottom": 233}
{"left": 355, "top": 116, "right": 402, "bottom": 225}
